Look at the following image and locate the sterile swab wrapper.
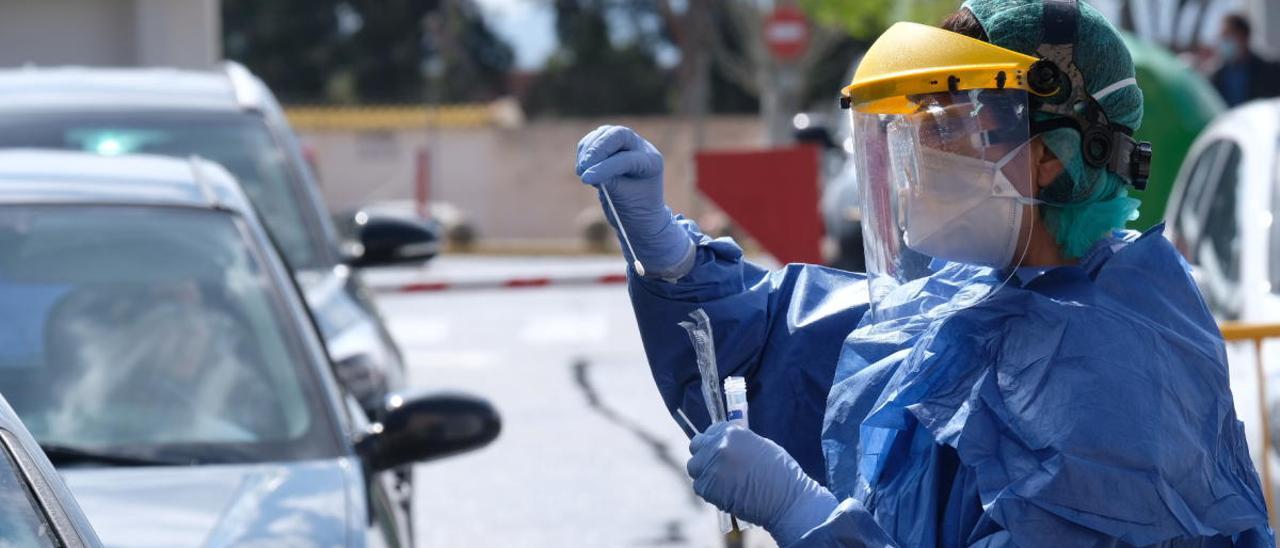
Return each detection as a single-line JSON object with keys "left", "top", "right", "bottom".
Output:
{"left": 678, "top": 308, "right": 735, "bottom": 534}
{"left": 679, "top": 309, "right": 727, "bottom": 425}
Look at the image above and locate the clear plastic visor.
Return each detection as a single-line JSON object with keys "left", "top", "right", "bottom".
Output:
{"left": 850, "top": 89, "right": 1037, "bottom": 320}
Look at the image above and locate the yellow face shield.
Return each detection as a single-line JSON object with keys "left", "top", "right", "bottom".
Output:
{"left": 841, "top": 22, "right": 1043, "bottom": 115}
{"left": 842, "top": 24, "right": 1051, "bottom": 321}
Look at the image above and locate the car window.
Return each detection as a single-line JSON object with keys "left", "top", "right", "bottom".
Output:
{"left": 0, "top": 438, "right": 58, "bottom": 547}
{"left": 0, "top": 206, "right": 341, "bottom": 463}
{"left": 1195, "top": 141, "right": 1244, "bottom": 318}
{"left": 0, "top": 112, "right": 328, "bottom": 270}
{"left": 1175, "top": 140, "right": 1228, "bottom": 252}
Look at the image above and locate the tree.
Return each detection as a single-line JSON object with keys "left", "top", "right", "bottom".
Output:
{"left": 631, "top": 0, "right": 952, "bottom": 144}
{"left": 224, "top": 0, "right": 513, "bottom": 104}
{"left": 222, "top": 0, "right": 344, "bottom": 104}
{"left": 342, "top": 0, "right": 440, "bottom": 103}
{"left": 800, "top": 0, "right": 959, "bottom": 39}
{"left": 424, "top": 1, "right": 516, "bottom": 103}
{"left": 522, "top": 0, "right": 670, "bottom": 117}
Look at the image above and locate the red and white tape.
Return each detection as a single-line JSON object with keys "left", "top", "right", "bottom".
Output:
{"left": 373, "top": 273, "right": 629, "bottom": 293}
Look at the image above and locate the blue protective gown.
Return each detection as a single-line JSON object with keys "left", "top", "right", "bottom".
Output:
{"left": 630, "top": 219, "right": 1273, "bottom": 547}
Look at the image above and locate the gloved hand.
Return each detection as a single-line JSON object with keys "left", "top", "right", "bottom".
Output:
{"left": 688, "top": 422, "right": 839, "bottom": 546}
{"left": 575, "top": 125, "right": 695, "bottom": 279}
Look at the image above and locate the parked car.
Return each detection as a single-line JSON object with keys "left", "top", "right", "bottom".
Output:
{"left": 0, "top": 390, "right": 102, "bottom": 547}
{"left": 1164, "top": 98, "right": 1280, "bottom": 498}
{"left": 0, "top": 150, "right": 499, "bottom": 546}
{"left": 0, "top": 64, "right": 436, "bottom": 418}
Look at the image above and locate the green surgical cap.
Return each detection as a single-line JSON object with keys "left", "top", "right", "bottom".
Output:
{"left": 962, "top": 0, "right": 1145, "bottom": 258}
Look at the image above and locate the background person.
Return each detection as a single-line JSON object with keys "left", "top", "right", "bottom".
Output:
{"left": 1211, "top": 13, "right": 1280, "bottom": 107}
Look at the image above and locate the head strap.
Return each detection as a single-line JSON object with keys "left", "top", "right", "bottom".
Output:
{"left": 1041, "top": 0, "right": 1078, "bottom": 44}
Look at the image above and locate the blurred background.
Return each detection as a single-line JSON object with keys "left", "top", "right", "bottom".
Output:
{"left": 0, "top": 0, "right": 1278, "bottom": 547}
{"left": 1, "top": 0, "right": 1258, "bottom": 254}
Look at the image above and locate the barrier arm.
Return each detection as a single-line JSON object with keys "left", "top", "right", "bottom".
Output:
{"left": 1219, "top": 321, "right": 1280, "bottom": 530}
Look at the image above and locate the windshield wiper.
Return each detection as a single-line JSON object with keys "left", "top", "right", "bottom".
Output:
{"left": 38, "top": 443, "right": 189, "bottom": 467}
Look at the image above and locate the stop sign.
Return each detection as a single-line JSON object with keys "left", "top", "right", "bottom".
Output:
{"left": 765, "top": 6, "right": 810, "bottom": 61}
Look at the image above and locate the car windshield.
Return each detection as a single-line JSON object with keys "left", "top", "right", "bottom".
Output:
{"left": 0, "top": 112, "right": 326, "bottom": 270}
{"left": 0, "top": 206, "right": 340, "bottom": 464}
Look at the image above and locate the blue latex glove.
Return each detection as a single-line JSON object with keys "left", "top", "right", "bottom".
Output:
{"left": 575, "top": 125, "right": 695, "bottom": 279}
{"left": 688, "top": 422, "right": 838, "bottom": 546}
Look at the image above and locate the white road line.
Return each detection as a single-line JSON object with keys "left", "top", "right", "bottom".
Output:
{"left": 518, "top": 314, "right": 608, "bottom": 344}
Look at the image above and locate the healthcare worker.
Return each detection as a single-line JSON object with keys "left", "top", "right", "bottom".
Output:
{"left": 575, "top": 0, "right": 1273, "bottom": 545}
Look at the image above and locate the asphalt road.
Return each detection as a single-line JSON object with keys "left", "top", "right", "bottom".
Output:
{"left": 371, "top": 257, "right": 774, "bottom": 548}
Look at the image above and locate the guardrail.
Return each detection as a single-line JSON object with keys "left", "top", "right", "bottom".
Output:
{"left": 1219, "top": 322, "right": 1280, "bottom": 530}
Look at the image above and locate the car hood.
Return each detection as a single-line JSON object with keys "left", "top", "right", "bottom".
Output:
{"left": 61, "top": 458, "right": 359, "bottom": 548}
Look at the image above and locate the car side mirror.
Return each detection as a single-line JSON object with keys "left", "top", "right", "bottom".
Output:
{"left": 347, "top": 212, "right": 442, "bottom": 268}
{"left": 355, "top": 392, "right": 500, "bottom": 473}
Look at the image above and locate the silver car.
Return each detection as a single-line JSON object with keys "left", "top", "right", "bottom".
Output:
{"left": 0, "top": 150, "right": 498, "bottom": 546}
{"left": 0, "top": 63, "right": 434, "bottom": 419}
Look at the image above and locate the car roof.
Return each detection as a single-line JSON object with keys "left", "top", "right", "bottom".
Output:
{"left": 0, "top": 64, "right": 262, "bottom": 113}
{"left": 0, "top": 149, "right": 254, "bottom": 214}
{"left": 1207, "top": 99, "right": 1279, "bottom": 138}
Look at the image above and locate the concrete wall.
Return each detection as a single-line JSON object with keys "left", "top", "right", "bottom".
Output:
{"left": 300, "top": 117, "right": 767, "bottom": 242}
{"left": 0, "top": 0, "right": 219, "bottom": 68}
{"left": 133, "top": 0, "right": 220, "bottom": 68}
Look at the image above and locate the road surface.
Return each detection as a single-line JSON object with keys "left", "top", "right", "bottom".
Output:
{"left": 370, "top": 257, "right": 776, "bottom": 547}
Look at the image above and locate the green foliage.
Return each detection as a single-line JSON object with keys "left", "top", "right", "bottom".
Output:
{"left": 800, "top": 0, "right": 964, "bottom": 39}
{"left": 435, "top": 10, "right": 516, "bottom": 102}
{"left": 222, "top": 0, "right": 343, "bottom": 103}
{"left": 222, "top": 0, "right": 513, "bottom": 104}
{"left": 343, "top": 0, "right": 438, "bottom": 103}
{"left": 523, "top": 2, "right": 670, "bottom": 117}
{"left": 800, "top": 0, "right": 895, "bottom": 39}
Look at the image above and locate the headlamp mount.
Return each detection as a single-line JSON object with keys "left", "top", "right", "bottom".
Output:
{"left": 1027, "top": 0, "right": 1152, "bottom": 190}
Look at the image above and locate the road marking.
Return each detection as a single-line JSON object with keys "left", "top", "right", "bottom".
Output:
{"left": 408, "top": 350, "right": 500, "bottom": 370}
{"left": 519, "top": 314, "right": 608, "bottom": 344}
{"left": 385, "top": 316, "right": 451, "bottom": 346}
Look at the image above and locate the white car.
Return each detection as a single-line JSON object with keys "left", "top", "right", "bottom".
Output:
{"left": 1165, "top": 98, "right": 1280, "bottom": 497}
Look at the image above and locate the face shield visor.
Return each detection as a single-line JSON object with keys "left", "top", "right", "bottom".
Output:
{"left": 850, "top": 89, "right": 1038, "bottom": 318}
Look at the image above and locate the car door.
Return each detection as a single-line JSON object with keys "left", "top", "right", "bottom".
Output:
{"left": 342, "top": 395, "right": 411, "bottom": 547}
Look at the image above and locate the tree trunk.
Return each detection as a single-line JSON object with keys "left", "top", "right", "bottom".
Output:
{"left": 678, "top": 0, "right": 714, "bottom": 148}
{"left": 759, "top": 61, "right": 804, "bottom": 146}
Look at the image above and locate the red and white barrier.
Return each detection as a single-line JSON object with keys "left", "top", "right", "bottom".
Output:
{"left": 372, "top": 273, "right": 629, "bottom": 294}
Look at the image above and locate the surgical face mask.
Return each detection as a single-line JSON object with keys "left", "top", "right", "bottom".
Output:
{"left": 1219, "top": 38, "right": 1241, "bottom": 61}
{"left": 901, "top": 144, "right": 1037, "bottom": 268}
